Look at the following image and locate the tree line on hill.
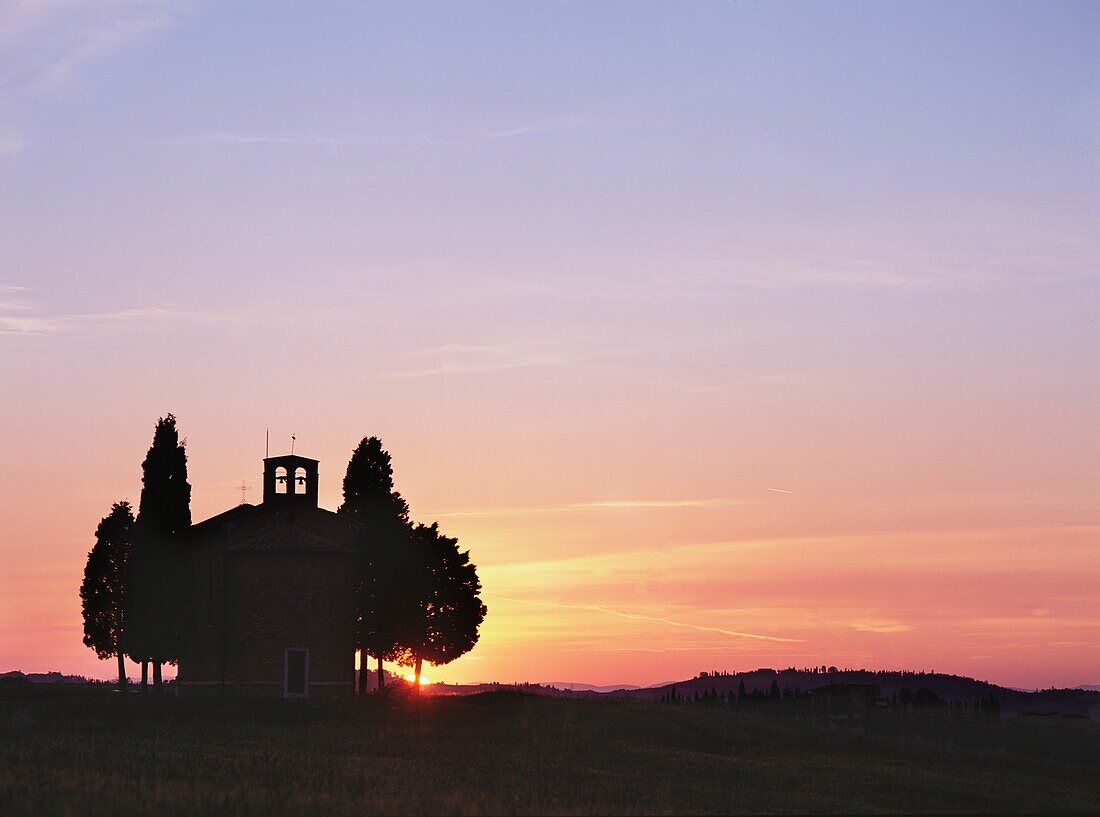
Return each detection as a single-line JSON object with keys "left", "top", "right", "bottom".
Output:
{"left": 79, "top": 415, "right": 485, "bottom": 693}
{"left": 661, "top": 681, "right": 1002, "bottom": 715}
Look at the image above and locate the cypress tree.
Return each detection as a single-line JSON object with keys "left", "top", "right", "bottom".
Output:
{"left": 80, "top": 502, "right": 135, "bottom": 692}
{"left": 339, "top": 437, "right": 410, "bottom": 522}
{"left": 338, "top": 436, "right": 410, "bottom": 692}
{"left": 126, "top": 414, "right": 191, "bottom": 691}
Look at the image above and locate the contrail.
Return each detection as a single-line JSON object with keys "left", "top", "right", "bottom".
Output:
{"left": 765, "top": 486, "right": 894, "bottom": 512}
{"left": 488, "top": 594, "right": 805, "bottom": 643}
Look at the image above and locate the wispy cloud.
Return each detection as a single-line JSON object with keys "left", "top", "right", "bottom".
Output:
{"left": 851, "top": 620, "right": 914, "bottom": 634}
{"left": 491, "top": 594, "right": 804, "bottom": 643}
{"left": 412, "top": 343, "right": 513, "bottom": 356}
{"left": 695, "top": 224, "right": 1100, "bottom": 292}
{"left": 480, "top": 525, "right": 1100, "bottom": 591}
{"left": 378, "top": 338, "right": 597, "bottom": 380}
{"left": 683, "top": 373, "right": 805, "bottom": 394}
{"left": 378, "top": 356, "right": 569, "bottom": 380}
{"left": 0, "top": 1, "right": 176, "bottom": 97}
{"left": 0, "top": 315, "right": 56, "bottom": 334}
{"left": 0, "top": 136, "right": 27, "bottom": 156}
{"left": 170, "top": 133, "right": 448, "bottom": 148}
{"left": 427, "top": 499, "right": 748, "bottom": 518}
{"left": 0, "top": 283, "right": 33, "bottom": 308}
{"left": 479, "top": 117, "right": 613, "bottom": 139}
{"left": 0, "top": 294, "right": 259, "bottom": 336}
{"left": 575, "top": 499, "right": 741, "bottom": 510}
{"left": 170, "top": 117, "right": 614, "bottom": 150}
{"left": 0, "top": 286, "right": 47, "bottom": 333}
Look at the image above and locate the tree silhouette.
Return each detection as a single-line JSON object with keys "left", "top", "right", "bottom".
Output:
{"left": 80, "top": 502, "right": 134, "bottom": 692}
{"left": 338, "top": 437, "right": 410, "bottom": 523}
{"left": 354, "top": 524, "right": 415, "bottom": 692}
{"left": 338, "top": 436, "right": 411, "bottom": 692}
{"left": 396, "top": 522, "right": 487, "bottom": 690}
{"left": 125, "top": 414, "right": 191, "bottom": 691}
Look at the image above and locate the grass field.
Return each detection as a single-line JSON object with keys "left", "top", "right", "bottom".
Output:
{"left": 2, "top": 685, "right": 1099, "bottom": 815}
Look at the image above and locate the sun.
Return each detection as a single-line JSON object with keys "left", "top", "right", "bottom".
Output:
{"left": 402, "top": 671, "right": 430, "bottom": 685}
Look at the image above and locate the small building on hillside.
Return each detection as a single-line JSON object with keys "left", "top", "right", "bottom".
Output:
{"left": 177, "top": 454, "right": 360, "bottom": 698}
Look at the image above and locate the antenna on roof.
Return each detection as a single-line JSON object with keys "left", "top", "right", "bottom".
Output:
{"left": 291, "top": 434, "right": 296, "bottom": 455}
{"left": 266, "top": 428, "right": 269, "bottom": 459}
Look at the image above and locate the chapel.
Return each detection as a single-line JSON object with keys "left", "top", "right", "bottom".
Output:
{"left": 177, "top": 454, "right": 360, "bottom": 697}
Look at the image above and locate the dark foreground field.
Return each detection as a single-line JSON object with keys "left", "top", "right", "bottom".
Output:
{"left": 2, "top": 686, "right": 1099, "bottom": 815}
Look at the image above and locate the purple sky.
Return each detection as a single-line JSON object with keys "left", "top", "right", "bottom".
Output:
{"left": 1, "top": 1, "right": 1098, "bottom": 688}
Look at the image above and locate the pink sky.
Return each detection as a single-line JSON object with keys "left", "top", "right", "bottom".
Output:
{"left": 1, "top": 2, "right": 1098, "bottom": 689}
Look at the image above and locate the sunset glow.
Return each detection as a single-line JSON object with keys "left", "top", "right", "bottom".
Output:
{"left": 1, "top": 2, "right": 1098, "bottom": 692}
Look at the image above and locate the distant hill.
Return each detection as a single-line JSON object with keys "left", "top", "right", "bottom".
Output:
{"left": 603, "top": 668, "right": 1100, "bottom": 717}
{"left": 542, "top": 682, "right": 643, "bottom": 693}
{"left": 425, "top": 668, "right": 1100, "bottom": 718}
{"left": 7, "top": 667, "right": 1098, "bottom": 713}
{"left": 609, "top": 668, "right": 1009, "bottom": 702}
{"left": 427, "top": 681, "right": 583, "bottom": 698}
{"left": 1, "top": 670, "right": 88, "bottom": 685}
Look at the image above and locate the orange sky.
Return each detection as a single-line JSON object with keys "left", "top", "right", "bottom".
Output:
{"left": 1, "top": 2, "right": 1098, "bottom": 690}
{"left": 2, "top": 375, "right": 1097, "bottom": 689}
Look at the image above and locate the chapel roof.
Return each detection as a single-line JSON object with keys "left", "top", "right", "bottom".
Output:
{"left": 188, "top": 501, "right": 360, "bottom": 554}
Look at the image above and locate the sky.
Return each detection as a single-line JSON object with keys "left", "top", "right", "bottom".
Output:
{"left": 1, "top": 0, "right": 1098, "bottom": 690}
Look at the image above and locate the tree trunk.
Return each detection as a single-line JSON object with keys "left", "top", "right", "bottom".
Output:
{"left": 153, "top": 661, "right": 162, "bottom": 691}
{"left": 357, "top": 653, "right": 368, "bottom": 696}
{"left": 141, "top": 660, "right": 148, "bottom": 692}
{"left": 116, "top": 651, "right": 128, "bottom": 692}
{"left": 377, "top": 655, "right": 384, "bottom": 689}
{"left": 414, "top": 654, "right": 423, "bottom": 696}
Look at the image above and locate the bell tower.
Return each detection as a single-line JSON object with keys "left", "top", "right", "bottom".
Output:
{"left": 263, "top": 455, "right": 319, "bottom": 507}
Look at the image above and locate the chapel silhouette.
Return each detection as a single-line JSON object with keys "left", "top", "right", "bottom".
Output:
{"left": 178, "top": 454, "right": 360, "bottom": 697}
